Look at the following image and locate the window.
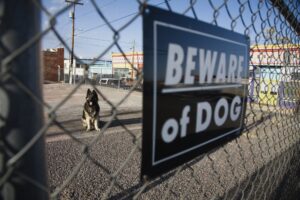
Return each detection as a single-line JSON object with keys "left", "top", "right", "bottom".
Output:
{"left": 270, "top": 84, "right": 278, "bottom": 95}
{"left": 291, "top": 72, "right": 300, "bottom": 80}
{"left": 260, "top": 82, "right": 268, "bottom": 94}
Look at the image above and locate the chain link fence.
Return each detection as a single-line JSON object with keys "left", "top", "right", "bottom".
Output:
{"left": 1, "top": 0, "right": 300, "bottom": 199}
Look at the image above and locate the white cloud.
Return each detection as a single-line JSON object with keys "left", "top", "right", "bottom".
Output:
{"left": 49, "top": 5, "right": 65, "bottom": 14}
{"left": 42, "top": 19, "right": 49, "bottom": 29}
{"left": 51, "top": 0, "right": 65, "bottom": 4}
{"left": 46, "top": 0, "right": 66, "bottom": 14}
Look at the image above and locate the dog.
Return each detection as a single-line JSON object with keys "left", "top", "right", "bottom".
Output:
{"left": 82, "top": 89, "right": 100, "bottom": 131}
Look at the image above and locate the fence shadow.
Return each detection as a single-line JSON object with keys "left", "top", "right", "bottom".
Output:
{"left": 46, "top": 117, "right": 142, "bottom": 137}
{"left": 108, "top": 148, "right": 221, "bottom": 200}
{"left": 219, "top": 141, "right": 300, "bottom": 200}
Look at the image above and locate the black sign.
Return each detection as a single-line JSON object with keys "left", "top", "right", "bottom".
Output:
{"left": 142, "top": 6, "right": 249, "bottom": 179}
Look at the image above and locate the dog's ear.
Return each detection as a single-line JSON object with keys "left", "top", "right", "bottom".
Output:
{"left": 86, "top": 89, "right": 91, "bottom": 97}
{"left": 92, "top": 90, "right": 98, "bottom": 101}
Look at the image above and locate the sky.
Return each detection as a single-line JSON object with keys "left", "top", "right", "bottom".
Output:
{"left": 41, "top": 0, "right": 298, "bottom": 60}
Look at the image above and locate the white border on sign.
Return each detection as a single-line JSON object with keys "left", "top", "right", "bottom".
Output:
{"left": 162, "top": 84, "right": 242, "bottom": 93}
{"left": 152, "top": 20, "right": 248, "bottom": 166}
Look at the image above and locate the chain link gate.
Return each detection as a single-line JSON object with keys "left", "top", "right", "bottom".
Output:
{"left": 1, "top": 0, "right": 300, "bottom": 199}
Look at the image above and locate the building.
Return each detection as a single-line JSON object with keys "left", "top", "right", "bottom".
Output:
{"left": 81, "top": 59, "right": 113, "bottom": 78}
{"left": 42, "top": 48, "right": 64, "bottom": 82}
{"left": 249, "top": 44, "right": 300, "bottom": 107}
{"left": 112, "top": 52, "right": 143, "bottom": 79}
{"left": 64, "top": 58, "right": 112, "bottom": 82}
{"left": 251, "top": 44, "right": 300, "bottom": 67}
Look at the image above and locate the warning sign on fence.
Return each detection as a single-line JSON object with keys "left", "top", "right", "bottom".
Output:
{"left": 142, "top": 6, "right": 249, "bottom": 179}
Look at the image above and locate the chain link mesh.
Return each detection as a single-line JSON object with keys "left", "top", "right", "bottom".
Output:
{"left": 1, "top": 0, "right": 300, "bottom": 199}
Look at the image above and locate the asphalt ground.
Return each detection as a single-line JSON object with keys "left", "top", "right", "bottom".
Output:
{"left": 44, "top": 83, "right": 300, "bottom": 200}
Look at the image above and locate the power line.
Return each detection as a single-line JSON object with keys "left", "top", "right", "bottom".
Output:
{"left": 76, "top": 35, "right": 139, "bottom": 45}
{"left": 52, "top": 12, "right": 138, "bottom": 47}
{"left": 49, "top": 0, "right": 171, "bottom": 49}
{"left": 79, "top": 12, "right": 137, "bottom": 34}
{"left": 74, "top": 0, "right": 171, "bottom": 36}
{"left": 49, "top": 35, "right": 141, "bottom": 48}
{"left": 58, "top": 0, "right": 119, "bottom": 28}
{"left": 77, "top": 0, "right": 120, "bottom": 19}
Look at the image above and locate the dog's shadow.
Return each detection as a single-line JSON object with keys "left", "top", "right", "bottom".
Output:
{"left": 98, "top": 117, "right": 141, "bottom": 129}
{"left": 47, "top": 117, "right": 142, "bottom": 136}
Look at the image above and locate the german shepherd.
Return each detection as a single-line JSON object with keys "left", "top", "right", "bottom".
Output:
{"left": 82, "top": 89, "right": 100, "bottom": 131}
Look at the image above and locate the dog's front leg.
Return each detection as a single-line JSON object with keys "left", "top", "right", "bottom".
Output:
{"left": 86, "top": 119, "right": 91, "bottom": 131}
{"left": 94, "top": 119, "right": 100, "bottom": 131}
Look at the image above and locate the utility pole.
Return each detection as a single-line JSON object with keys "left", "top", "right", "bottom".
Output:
{"left": 65, "top": 0, "right": 83, "bottom": 84}
{"left": 131, "top": 40, "right": 135, "bottom": 79}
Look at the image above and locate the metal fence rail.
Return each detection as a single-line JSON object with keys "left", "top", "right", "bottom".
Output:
{"left": 1, "top": 0, "right": 300, "bottom": 199}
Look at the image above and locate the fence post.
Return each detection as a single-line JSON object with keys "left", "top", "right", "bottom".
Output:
{"left": 0, "top": 0, "right": 49, "bottom": 199}
{"left": 100, "top": 68, "right": 102, "bottom": 86}
{"left": 57, "top": 65, "right": 61, "bottom": 82}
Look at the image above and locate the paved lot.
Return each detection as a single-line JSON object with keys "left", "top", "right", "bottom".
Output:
{"left": 43, "top": 83, "right": 142, "bottom": 117}
{"left": 44, "top": 83, "right": 300, "bottom": 200}
{"left": 44, "top": 83, "right": 142, "bottom": 141}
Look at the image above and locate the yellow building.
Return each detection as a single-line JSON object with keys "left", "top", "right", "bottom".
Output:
{"left": 111, "top": 52, "right": 143, "bottom": 79}
{"left": 250, "top": 44, "right": 300, "bottom": 107}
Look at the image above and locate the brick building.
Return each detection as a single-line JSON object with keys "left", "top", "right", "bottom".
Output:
{"left": 42, "top": 48, "right": 64, "bottom": 82}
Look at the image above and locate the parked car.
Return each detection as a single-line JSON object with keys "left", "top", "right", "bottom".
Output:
{"left": 99, "top": 78, "right": 109, "bottom": 85}
{"left": 99, "top": 78, "right": 118, "bottom": 86}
